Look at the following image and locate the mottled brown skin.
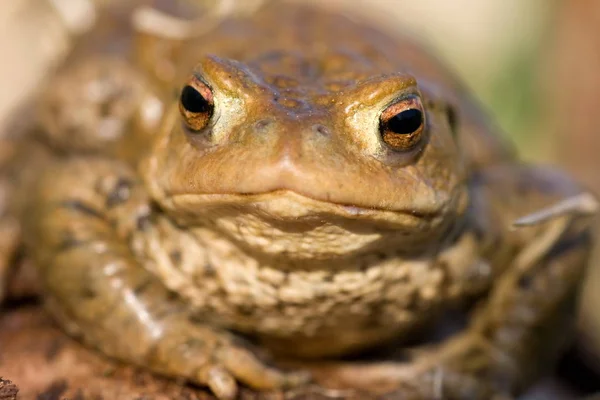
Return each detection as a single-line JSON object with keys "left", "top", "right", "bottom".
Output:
{"left": 1, "top": 2, "right": 597, "bottom": 400}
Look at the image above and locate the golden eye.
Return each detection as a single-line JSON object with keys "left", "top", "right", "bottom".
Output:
{"left": 380, "top": 95, "right": 425, "bottom": 150}
{"left": 179, "top": 76, "right": 214, "bottom": 132}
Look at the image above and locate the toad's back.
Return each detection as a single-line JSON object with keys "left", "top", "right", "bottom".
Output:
{"left": 179, "top": 2, "right": 515, "bottom": 168}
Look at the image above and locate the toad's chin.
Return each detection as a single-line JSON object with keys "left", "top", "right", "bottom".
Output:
{"left": 160, "top": 190, "right": 459, "bottom": 261}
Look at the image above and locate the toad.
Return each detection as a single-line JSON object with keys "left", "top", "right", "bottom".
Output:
{"left": 1, "top": 2, "right": 597, "bottom": 399}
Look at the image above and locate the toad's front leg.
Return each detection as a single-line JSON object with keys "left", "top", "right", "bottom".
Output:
{"left": 305, "top": 165, "right": 596, "bottom": 400}
{"left": 25, "top": 158, "right": 306, "bottom": 399}
{"left": 435, "top": 165, "right": 597, "bottom": 398}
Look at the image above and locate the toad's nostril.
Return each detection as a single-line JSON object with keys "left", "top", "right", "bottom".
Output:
{"left": 312, "top": 124, "right": 330, "bottom": 136}
{"left": 254, "top": 119, "right": 274, "bottom": 133}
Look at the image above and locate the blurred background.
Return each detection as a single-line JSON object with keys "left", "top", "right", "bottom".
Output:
{"left": 1, "top": 0, "right": 599, "bottom": 398}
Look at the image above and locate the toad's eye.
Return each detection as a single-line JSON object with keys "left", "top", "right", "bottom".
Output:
{"left": 380, "top": 95, "right": 425, "bottom": 150}
{"left": 179, "top": 76, "right": 214, "bottom": 132}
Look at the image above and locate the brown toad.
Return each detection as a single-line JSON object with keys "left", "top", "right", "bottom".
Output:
{"left": 1, "top": 2, "right": 597, "bottom": 399}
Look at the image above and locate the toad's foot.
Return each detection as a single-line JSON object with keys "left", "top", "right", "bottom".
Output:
{"left": 127, "top": 312, "right": 309, "bottom": 399}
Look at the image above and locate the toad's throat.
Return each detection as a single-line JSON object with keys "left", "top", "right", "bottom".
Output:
{"left": 160, "top": 188, "right": 459, "bottom": 263}
{"left": 132, "top": 214, "right": 483, "bottom": 357}
{"left": 164, "top": 197, "right": 450, "bottom": 262}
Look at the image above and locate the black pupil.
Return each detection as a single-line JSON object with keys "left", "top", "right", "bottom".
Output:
{"left": 386, "top": 109, "right": 423, "bottom": 134}
{"left": 181, "top": 85, "right": 210, "bottom": 113}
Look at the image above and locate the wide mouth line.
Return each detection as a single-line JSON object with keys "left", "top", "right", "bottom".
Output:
{"left": 168, "top": 189, "right": 439, "bottom": 219}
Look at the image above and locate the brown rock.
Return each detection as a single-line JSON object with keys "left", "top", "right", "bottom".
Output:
{"left": 0, "top": 378, "right": 19, "bottom": 400}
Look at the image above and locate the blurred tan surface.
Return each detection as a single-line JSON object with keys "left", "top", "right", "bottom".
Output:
{"left": 0, "top": 0, "right": 97, "bottom": 132}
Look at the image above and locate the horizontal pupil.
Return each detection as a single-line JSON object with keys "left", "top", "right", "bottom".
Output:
{"left": 181, "top": 85, "right": 211, "bottom": 113}
{"left": 387, "top": 109, "right": 422, "bottom": 134}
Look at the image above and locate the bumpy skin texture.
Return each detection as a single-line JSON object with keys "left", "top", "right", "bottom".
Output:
{"left": 4, "top": 2, "right": 596, "bottom": 400}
